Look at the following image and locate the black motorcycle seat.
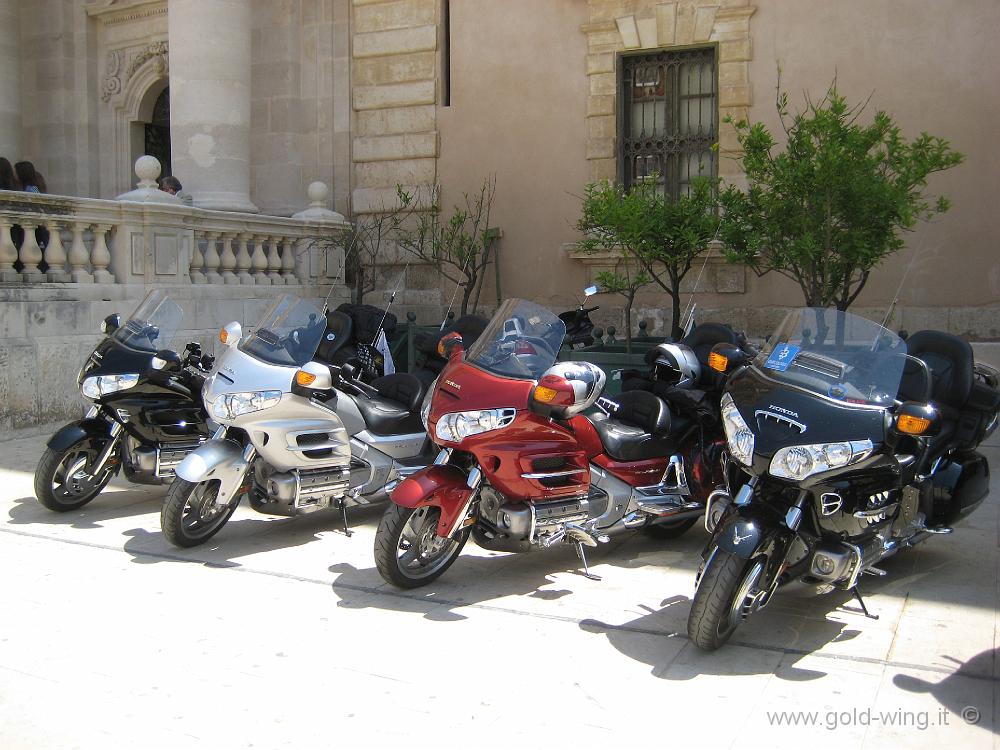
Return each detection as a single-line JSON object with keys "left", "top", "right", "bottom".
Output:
{"left": 679, "top": 322, "right": 738, "bottom": 363}
{"left": 590, "top": 390, "right": 690, "bottom": 462}
{"left": 351, "top": 373, "right": 426, "bottom": 436}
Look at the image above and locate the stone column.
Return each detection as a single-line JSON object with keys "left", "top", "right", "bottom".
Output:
{"left": 0, "top": 0, "right": 21, "bottom": 158}
{"left": 168, "top": 0, "right": 258, "bottom": 213}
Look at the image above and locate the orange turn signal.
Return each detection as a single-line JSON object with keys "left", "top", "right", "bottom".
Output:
{"left": 708, "top": 352, "right": 729, "bottom": 372}
{"left": 534, "top": 386, "right": 558, "bottom": 403}
{"left": 897, "top": 414, "right": 931, "bottom": 435}
{"left": 437, "top": 340, "right": 447, "bottom": 357}
{"left": 295, "top": 370, "right": 317, "bottom": 387}
{"left": 219, "top": 328, "right": 230, "bottom": 345}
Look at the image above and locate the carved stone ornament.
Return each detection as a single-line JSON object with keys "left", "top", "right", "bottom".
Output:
{"left": 101, "top": 41, "right": 169, "bottom": 102}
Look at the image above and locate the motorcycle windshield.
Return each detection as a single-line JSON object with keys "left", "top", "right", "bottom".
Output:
{"left": 464, "top": 298, "right": 566, "bottom": 380}
{"left": 754, "top": 308, "right": 906, "bottom": 407}
{"left": 111, "top": 289, "right": 183, "bottom": 353}
{"left": 240, "top": 294, "right": 327, "bottom": 368}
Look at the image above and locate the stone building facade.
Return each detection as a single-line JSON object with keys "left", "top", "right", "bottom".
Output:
{"left": 1, "top": 0, "right": 999, "bottom": 433}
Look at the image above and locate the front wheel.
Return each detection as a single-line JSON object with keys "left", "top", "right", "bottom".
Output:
{"left": 687, "top": 548, "right": 766, "bottom": 651}
{"left": 161, "top": 478, "right": 239, "bottom": 548}
{"left": 374, "top": 504, "right": 469, "bottom": 589}
{"left": 34, "top": 438, "right": 117, "bottom": 512}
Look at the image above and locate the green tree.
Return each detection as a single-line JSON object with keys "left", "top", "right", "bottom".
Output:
{"left": 593, "top": 259, "right": 654, "bottom": 354}
{"left": 719, "top": 82, "right": 964, "bottom": 310}
{"left": 577, "top": 177, "right": 720, "bottom": 339}
{"left": 394, "top": 177, "right": 498, "bottom": 317}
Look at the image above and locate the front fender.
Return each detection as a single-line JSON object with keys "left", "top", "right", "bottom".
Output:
{"left": 175, "top": 439, "right": 251, "bottom": 506}
{"left": 47, "top": 418, "right": 113, "bottom": 452}
{"left": 712, "top": 502, "right": 795, "bottom": 591}
{"left": 391, "top": 465, "right": 474, "bottom": 537}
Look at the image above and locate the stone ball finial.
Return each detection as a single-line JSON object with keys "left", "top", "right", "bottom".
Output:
{"left": 135, "top": 155, "right": 161, "bottom": 188}
{"left": 307, "top": 181, "right": 329, "bottom": 208}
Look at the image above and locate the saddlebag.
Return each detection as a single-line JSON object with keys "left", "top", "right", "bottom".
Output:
{"left": 931, "top": 451, "right": 991, "bottom": 523}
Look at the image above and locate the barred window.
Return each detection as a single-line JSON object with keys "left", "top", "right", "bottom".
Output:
{"left": 620, "top": 47, "right": 717, "bottom": 197}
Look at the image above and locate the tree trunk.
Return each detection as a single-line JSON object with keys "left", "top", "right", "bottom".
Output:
{"left": 624, "top": 294, "right": 634, "bottom": 355}
{"left": 669, "top": 289, "right": 682, "bottom": 341}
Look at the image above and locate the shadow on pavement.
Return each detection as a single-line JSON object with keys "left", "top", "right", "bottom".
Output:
{"left": 893, "top": 648, "right": 997, "bottom": 731}
{"left": 120, "top": 502, "right": 385, "bottom": 569}
{"left": 7, "top": 488, "right": 166, "bottom": 530}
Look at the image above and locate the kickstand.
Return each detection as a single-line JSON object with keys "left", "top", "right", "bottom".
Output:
{"left": 338, "top": 501, "right": 353, "bottom": 538}
{"left": 574, "top": 541, "right": 601, "bottom": 581}
{"left": 851, "top": 586, "right": 879, "bottom": 620}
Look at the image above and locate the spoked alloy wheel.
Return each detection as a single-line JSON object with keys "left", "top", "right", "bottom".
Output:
{"left": 687, "top": 548, "right": 766, "bottom": 651}
{"left": 374, "top": 504, "right": 469, "bottom": 588}
{"left": 34, "top": 438, "right": 116, "bottom": 511}
{"left": 160, "top": 478, "right": 239, "bottom": 548}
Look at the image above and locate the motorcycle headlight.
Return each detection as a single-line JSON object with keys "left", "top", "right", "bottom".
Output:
{"left": 436, "top": 408, "right": 516, "bottom": 443}
{"left": 212, "top": 390, "right": 282, "bottom": 420}
{"left": 770, "top": 439, "right": 874, "bottom": 481}
{"left": 81, "top": 374, "right": 140, "bottom": 400}
{"left": 721, "top": 392, "right": 755, "bottom": 466}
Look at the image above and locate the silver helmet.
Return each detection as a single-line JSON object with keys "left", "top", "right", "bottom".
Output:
{"left": 652, "top": 343, "right": 701, "bottom": 389}
{"left": 537, "top": 361, "right": 606, "bottom": 418}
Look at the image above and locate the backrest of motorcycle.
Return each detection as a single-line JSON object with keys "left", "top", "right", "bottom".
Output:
{"left": 680, "top": 322, "right": 738, "bottom": 364}
{"left": 905, "top": 330, "right": 974, "bottom": 410}
{"left": 315, "top": 311, "right": 353, "bottom": 364}
{"left": 336, "top": 302, "right": 398, "bottom": 344}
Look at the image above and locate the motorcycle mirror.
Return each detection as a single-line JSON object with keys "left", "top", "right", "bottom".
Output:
{"left": 219, "top": 321, "right": 242, "bottom": 348}
{"left": 438, "top": 331, "right": 464, "bottom": 360}
{"left": 294, "top": 361, "right": 334, "bottom": 390}
{"left": 151, "top": 349, "right": 182, "bottom": 372}
{"left": 708, "top": 342, "right": 748, "bottom": 374}
{"left": 583, "top": 285, "right": 599, "bottom": 297}
{"left": 893, "top": 401, "right": 940, "bottom": 437}
{"left": 340, "top": 363, "right": 358, "bottom": 381}
{"left": 101, "top": 313, "right": 121, "bottom": 335}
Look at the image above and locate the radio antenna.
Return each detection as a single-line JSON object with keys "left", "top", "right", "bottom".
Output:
{"left": 880, "top": 234, "right": 926, "bottom": 331}
{"left": 372, "top": 260, "right": 409, "bottom": 345}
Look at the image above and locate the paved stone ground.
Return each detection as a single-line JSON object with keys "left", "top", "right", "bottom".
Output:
{"left": 1, "top": 431, "right": 998, "bottom": 749}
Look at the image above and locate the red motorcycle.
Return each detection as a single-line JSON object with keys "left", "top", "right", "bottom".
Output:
{"left": 373, "top": 298, "right": 737, "bottom": 588}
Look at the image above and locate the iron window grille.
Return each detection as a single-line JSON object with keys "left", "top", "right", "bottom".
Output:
{"left": 619, "top": 47, "right": 718, "bottom": 198}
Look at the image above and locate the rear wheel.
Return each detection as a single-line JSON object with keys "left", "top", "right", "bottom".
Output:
{"left": 687, "top": 548, "right": 766, "bottom": 651}
{"left": 644, "top": 517, "right": 698, "bottom": 540}
{"left": 374, "top": 504, "right": 469, "bottom": 588}
{"left": 161, "top": 478, "right": 239, "bottom": 547}
{"left": 34, "top": 438, "right": 117, "bottom": 512}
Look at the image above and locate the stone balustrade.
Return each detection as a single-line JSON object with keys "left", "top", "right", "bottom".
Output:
{"left": 0, "top": 159, "right": 349, "bottom": 288}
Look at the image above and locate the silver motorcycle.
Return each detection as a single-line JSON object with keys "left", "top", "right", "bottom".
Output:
{"left": 161, "top": 294, "right": 434, "bottom": 547}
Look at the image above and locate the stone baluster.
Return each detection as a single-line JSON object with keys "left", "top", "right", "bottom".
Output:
{"left": 220, "top": 233, "right": 238, "bottom": 284}
{"left": 250, "top": 234, "right": 269, "bottom": 285}
{"left": 190, "top": 233, "right": 207, "bottom": 284}
{"left": 203, "top": 231, "right": 222, "bottom": 284}
{"left": 67, "top": 222, "right": 93, "bottom": 283}
{"left": 280, "top": 238, "right": 296, "bottom": 284}
{"left": 265, "top": 236, "right": 282, "bottom": 284}
{"left": 43, "top": 220, "right": 69, "bottom": 282}
{"left": 0, "top": 218, "right": 18, "bottom": 281}
{"left": 91, "top": 225, "right": 114, "bottom": 283}
{"left": 235, "top": 233, "right": 254, "bottom": 284}
{"left": 18, "top": 221, "right": 44, "bottom": 282}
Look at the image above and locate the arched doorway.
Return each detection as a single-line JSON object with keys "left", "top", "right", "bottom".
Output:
{"left": 144, "top": 87, "right": 171, "bottom": 176}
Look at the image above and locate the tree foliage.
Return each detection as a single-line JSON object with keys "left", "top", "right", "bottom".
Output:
{"left": 577, "top": 177, "right": 720, "bottom": 339}
{"left": 719, "top": 82, "right": 964, "bottom": 310}
{"left": 394, "top": 177, "right": 498, "bottom": 317}
{"left": 593, "top": 260, "right": 653, "bottom": 353}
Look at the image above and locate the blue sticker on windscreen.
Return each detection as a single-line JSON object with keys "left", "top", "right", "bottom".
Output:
{"left": 764, "top": 343, "right": 800, "bottom": 372}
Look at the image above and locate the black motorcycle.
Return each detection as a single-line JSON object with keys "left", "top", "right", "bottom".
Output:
{"left": 33, "top": 290, "right": 214, "bottom": 511}
{"left": 687, "top": 307, "right": 1000, "bottom": 650}
{"left": 559, "top": 285, "right": 600, "bottom": 349}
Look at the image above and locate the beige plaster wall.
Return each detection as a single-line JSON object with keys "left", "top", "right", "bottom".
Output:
{"left": 436, "top": 0, "right": 592, "bottom": 312}
{"left": 743, "top": 0, "right": 1000, "bottom": 318}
